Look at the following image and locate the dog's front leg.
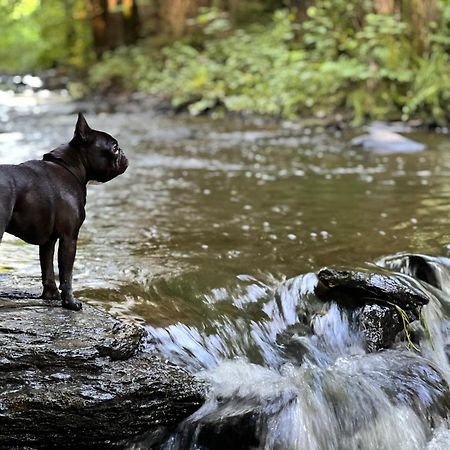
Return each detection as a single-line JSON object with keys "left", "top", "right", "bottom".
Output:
{"left": 58, "top": 235, "right": 82, "bottom": 311}
{"left": 40, "top": 239, "right": 61, "bottom": 300}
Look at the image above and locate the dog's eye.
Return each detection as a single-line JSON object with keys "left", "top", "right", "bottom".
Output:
{"left": 112, "top": 144, "right": 119, "bottom": 154}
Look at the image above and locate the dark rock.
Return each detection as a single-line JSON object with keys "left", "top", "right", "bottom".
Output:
{"left": 316, "top": 267, "right": 429, "bottom": 310}
{"left": 379, "top": 253, "right": 450, "bottom": 290}
{"left": 0, "top": 295, "right": 207, "bottom": 448}
{"left": 186, "top": 406, "right": 261, "bottom": 450}
{"left": 400, "top": 254, "right": 442, "bottom": 288}
{"left": 357, "top": 303, "right": 417, "bottom": 352}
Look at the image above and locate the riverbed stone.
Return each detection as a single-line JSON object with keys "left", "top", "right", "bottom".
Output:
{"left": 356, "top": 303, "right": 417, "bottom": 352}
{"left": 0, "top": 294, "right": 207, "bottom": 448}
{"left": 352, "top": 125, "right": 426, "bottom": 153}
{"left": 316, "top": 266, "right": 429, "bottom": 310}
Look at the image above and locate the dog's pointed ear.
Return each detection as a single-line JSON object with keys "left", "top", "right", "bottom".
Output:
{"left": 74, "top": 113, "right": 92, "bottom": 142}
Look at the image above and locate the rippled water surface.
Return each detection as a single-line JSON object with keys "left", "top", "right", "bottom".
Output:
{"left": 1, "top": 91, "right": 449, "bottom": 449}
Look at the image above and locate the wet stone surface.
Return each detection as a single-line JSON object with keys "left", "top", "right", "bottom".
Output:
{"left": 316, "top": 266, "right": 430, "bottom": 310}
{"left": 356, "top": 303, "right": 415, "bottom": 352}
{"left": 0, "top": 295, "right": 207, "bottom": 448}
{"left": 315, "top": 266, "right": 428, "bottom": 352}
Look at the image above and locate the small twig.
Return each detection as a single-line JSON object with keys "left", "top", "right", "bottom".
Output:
{"left": 386, "top": 301, "right": 419, "bottom": 352}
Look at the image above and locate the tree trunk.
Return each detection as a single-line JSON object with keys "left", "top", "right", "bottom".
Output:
{"left": 374, "top": 0, "right": 440, "bottom": 54}
{"left": 402, "top": 0, "right": 439, "bottom": 54}
{"left": 122, "top": 0, "right": 141, "bottom": 44}
{"left": 160, "top": 0, "right": 195, "bottom": 37}
{"left": 374, "top": 0, "right": 396, "bottom": 14}
{"left": 89, "top": 0, "right": 141, "bottom": 56}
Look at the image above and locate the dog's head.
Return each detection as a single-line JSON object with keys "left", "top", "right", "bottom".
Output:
{"left": 71, "top": 113, "right": 128, "bottom": 183}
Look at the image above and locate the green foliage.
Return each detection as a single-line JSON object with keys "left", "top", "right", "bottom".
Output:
{"left": 88, "top": 1, "right": 449, "bottom": 124}
{"left": 2, "top": 0, "right": 447, "bottom": 124}
{"left": 0, "top": 0, "right": 92, "bottom": 73}
{"left": 88, "top": 46, "right": 155, "bottom": 93}
{"left": 405, "top": 46, "right": 450, "bottom": 123}
{"left": 0, "top": 0, "right": 41, "bottom": 72}
{"left": 35, "top": 0, "right": 93, "bottom": 70}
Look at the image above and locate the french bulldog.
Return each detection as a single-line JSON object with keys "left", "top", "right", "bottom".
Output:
{"left": 0, "top": 113, "right": 128, "bottom": 310}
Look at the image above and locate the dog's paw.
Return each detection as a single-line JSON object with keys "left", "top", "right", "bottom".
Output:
{"left": 41, "top": 286, "right": 61, "bottom": 301}
{"left": 62, "top": 297, "right": 83, "bottom": 311}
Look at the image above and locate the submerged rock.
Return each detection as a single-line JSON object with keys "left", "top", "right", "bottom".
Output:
{"left": 0, "top": 295, "right": 207, "bottom": 448}
{"left": 378, "top": 253, "right": 450, "bottom": 291}
{"left": 352, "top": 125, "right": 425, "bottom": 153}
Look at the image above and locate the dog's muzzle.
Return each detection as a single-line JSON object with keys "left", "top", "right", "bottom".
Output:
{"left": 118, "top": 152, "right": 128, "bottom": 174}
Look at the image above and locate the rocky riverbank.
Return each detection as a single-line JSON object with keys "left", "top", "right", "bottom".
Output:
{"left": 0, "top": 294, "right": 207, "bottom": 448}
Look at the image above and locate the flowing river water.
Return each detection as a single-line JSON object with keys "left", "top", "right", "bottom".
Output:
{"left": 0, "top": 88, "right": 449, "bottom": 448}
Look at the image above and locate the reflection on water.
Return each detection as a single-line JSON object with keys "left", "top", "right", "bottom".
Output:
{"left": 1, "top": 91, "right": 450, "bottom": 448}
{"left": 2, "top": 93, "right": 449, "bottom": 319}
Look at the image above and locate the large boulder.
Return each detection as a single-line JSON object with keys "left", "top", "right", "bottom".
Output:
{"left": 314, "top": 266, "right": 431, "bottom": 351}
{"left": 0, "top": 295, "right": 207, "bottom": 448}
{"left": 316, "top": 266, "right": 430, "bottom": 310}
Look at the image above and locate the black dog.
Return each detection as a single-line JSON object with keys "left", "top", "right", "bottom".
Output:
{"left": 0, "top": 114, "right": 128, "bottom": 310}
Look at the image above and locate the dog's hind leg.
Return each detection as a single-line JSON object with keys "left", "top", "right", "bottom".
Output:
{"left": 40, "top": 238, "right": 60, "bottom": 300}
{"left": 0, "top": 192, "right": 14, "bottom": 244}
{"left": 0, "top": 209, "right": 11, "bottom": 244}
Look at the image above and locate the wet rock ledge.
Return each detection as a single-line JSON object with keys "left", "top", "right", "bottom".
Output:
{"left": 0, "top": 295, "right": 207, "bottom": 448}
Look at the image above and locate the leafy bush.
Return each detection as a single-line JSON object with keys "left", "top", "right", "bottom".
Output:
{"left": 88, "top": 2, "right": 450, "bottom": 125}
{"left": 0, "top": 0, "right": 92, "bottom": 73}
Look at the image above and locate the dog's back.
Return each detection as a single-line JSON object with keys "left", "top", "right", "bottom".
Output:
{"left": 0, "top": 159, "right": 84, "bottom": 245}
{"left": 0, "top": 163, "right": 26, "bottom": 235}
